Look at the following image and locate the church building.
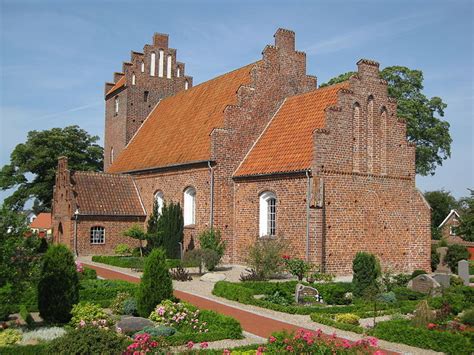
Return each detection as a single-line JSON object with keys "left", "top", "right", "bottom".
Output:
{"left": 52, "top": 29, "right": 431, "bottom": 275}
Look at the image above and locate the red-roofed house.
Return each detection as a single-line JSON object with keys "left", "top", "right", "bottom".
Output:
{"left": 52, "top": 29, "right": 430, "bottom": 274}
{"left": 30, "top": 212, "right": 52, "bottom": 239}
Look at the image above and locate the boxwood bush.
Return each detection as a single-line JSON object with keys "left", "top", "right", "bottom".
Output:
{"left": 91, "top": 255, "right": 181, "bottom": 270}
{"left": 369, "top": 319, "right": 472, "bottom": 354}
{"left": 79, "top": 279, "right": 138, "bottom": 307}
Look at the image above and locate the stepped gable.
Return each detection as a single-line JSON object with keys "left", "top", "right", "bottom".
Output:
{"left": 108, "top": 62, "right": 258, "bottom": 173}
{"left": 234, "top": 81, "right": 349, "bottom": 177}
{"left": 71, "top": 171, "right": 145, "bottom": 216}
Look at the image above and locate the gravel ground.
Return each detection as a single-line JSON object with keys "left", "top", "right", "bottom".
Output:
{"left": 79, "top": 258, "right": 442, "bottom": 355}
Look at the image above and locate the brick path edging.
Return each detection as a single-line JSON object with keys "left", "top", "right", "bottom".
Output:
{"left": 84, "top": 262, "right": 398, "bottom": 354}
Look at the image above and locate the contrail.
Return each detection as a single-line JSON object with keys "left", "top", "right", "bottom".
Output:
{"left": 35, "top": 101, "right": 102, "bottom": 120}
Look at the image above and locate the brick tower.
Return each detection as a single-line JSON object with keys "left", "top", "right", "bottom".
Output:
{"left": 104, "top": 33, "right": 192, "bottom": 171}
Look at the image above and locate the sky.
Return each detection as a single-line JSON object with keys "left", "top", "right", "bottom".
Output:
{"left": 0, "top": 0, "right": 473, "bottom": 205}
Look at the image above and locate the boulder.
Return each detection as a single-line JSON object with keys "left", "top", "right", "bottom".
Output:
{"left": 200, "top": 273, "right": 226, "bottom": 282}
{"left": 408, "top": 274, "right": 442, "bottom": 296}
{"left": 116, "top": 316, "right": 155, "bottom": 334}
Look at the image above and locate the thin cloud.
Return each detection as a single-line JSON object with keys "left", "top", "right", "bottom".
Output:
{"left": 35, "top": 102, "right": 102, "bottom": 120}
{"left": 305, "top": 14, "right": 431, "bottom": 55}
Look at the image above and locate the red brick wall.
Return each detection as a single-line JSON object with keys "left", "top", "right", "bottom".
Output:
{"left": 52, "top": 157, "right": 74, "bottom": 250}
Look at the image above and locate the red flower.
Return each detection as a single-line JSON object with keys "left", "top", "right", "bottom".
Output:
{"left": 282, "top": 254, "right": 290, "bottom": 260}
{"left": 427, "top": 323, "right": 437, "bottom": 330}
{"left": 269, "top": 336, "right": 277, "bottom": 343}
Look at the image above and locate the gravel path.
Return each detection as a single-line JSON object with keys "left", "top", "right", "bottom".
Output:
{"left": 79, "top": 258, "right": 442, "bottom": 355}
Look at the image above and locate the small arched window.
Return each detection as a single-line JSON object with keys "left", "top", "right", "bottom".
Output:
{"left": 132, "top": 73, "right": 136, "bottom": 85}
{"left": 110, "top": 147, "right": 114, "bottom": 163}
{"left": 158, "top": 50, "right": 164, "bottom": 77}
{"left": 141, "top": 61, "right": 145, "bottom": 73}
{"left": 167, "top": 55, "right": 172, "bottom": 79}
{"left": 90, "top": 226, "right": 105, "bottom": 244}
{"left": 259, "top": 191, "right": 276, "bottom": 237}
{"left": 150, "top": 53, "right": 156, "bottom": 76}
{"left": 154, "top": 191, "right": 164, "bottom": 216}
{"left": 177, "top": 67, "right": 181, "bottom": 78}
{"left": 114, "top": 96, "right": 119, "bottom": 114}
{"left": 183, "top": 187, "right": 196, "bottom": 226}
{"left": 185, "top": 80, "right": 189, "bottom": 90}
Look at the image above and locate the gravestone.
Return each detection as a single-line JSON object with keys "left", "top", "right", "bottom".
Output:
{"left": 407, "top": 274, "right": 441, "bottom": 296}
{"left": 295, "top": 283, "right": 323, "bottom": 304}
{"left": 433, "top": 273, "right": 451, "bottom": 288}
{"left": 458, "top": 260, "right": 469, "bottom": 286}
{"left": 435, "top": 247, "right": 450, "bottom": 273}
{"left": 116, "top": 316, "right": 154, "bottom": 334}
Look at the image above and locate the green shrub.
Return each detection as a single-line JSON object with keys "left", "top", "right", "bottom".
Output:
{"left": 137, "top": 248, "right": 173, "bottom": 317}
{"left": 264, "top": 290, "right": 292, "bottom": 306}
{"left": 38, "top": 245, "right": 79, "bottom": 324}
{"left": 91, "top": 255, "right": 145, "bottom": 270}
{"left": 334, "top": 313, "right": 360, "bottom": 325}
{"left": 316, "top": 282, "right": 353, "bottom": 305}
{"left": 393, "top": 287, "right": 425, "bottom": 301}
{"left": 411, "top": 269, "right": 428, "bottom": 279}
{"left": 245, "top": 238, "right": 286, "bottom": 280}
{"left": 198, "top": 228, "right": 226, "bottom": 270}
{"left": 110, "top": 292, "right": 132, "bottom": 314}
{"left": 78, "top": 267, "right": 97, "bottom": 281}
{"left": 201, "top": 248, "right": 221, "bottom": 271}
{"left": 19, "top": 304, "right": 33, "bottom": 326}
{"left": 0, "top": 329, "right": 22, "bottom": 346}
{"left": 47, "top": 326, "right": 128, "bottom": 354}
{"left": 450, "top": 275, "right": 465, "bottom": 287}
{"left": 445, "top": 244, "right": 469, "bottom": 273}
{"left": 114, "top": 243, "right": 131, "bottom": 256}
{"left": 370, "top": 319, "right": 472, "bottom": 354}
{"left": 283, "top": 257, "right": 311, "bottom": 281}
{"left": 182, "top": 249, "right": 204, "bottom": 274}
{"left": 461, "top": 308, "right": 474, "bottom": 325}
{"left": 428, "top": 285, "right": 472, "bottom": 315}
{"left": 123, "top": 298, "right": 138, "bottom": 316}
{"left": 134, "top": 325, "right": 176, "bottom": 337}
{"left": 310, "top": 313, "right": 364, "bottom": 333}
{"left": 352, "top": 252, "right": 380, "bottom": 297}
{"left": 378, "top": 291, "right": 397, "bottom": 303}
{"left": 70, "top": 302, "right": 110, "bottom": 327}
{"left": 0, "top": 344, "right": 49, "bottom": 355}
{"left": 0, "top": 283, "right": 14, "bottom": 320}
{"left": 431, "top": 248, "right": 440, "bottom": 272}
{"left": 412, "top": 300, "right": 435, "bottom": 328}
{"left": 79, "top": 279, "right": 138, "bottom": 307}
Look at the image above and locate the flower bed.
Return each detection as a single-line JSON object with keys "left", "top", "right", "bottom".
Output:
{"left": 91, "top": 255, "right": 181, "bottom": 271}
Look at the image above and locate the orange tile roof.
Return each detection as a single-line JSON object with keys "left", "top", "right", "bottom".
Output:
{"left": 235, "top": 82, "right": 349, "bottom": 177}
{"left": 30, "top": 213, "right": 52, "bottom": 229}
{"left": 106, "top": 76, "right": 126, "bottom": 96}
{"left": 108, "top": 62, "right": 257, "bottom": 173}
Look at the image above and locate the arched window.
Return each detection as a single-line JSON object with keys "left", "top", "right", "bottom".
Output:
{"left": 90, "top": 226, "right": 105, "bottom": 244}
{"left": 132, "top": 73, "right": 136, "bottom": 85}
{"left": 114, "top": 96, "right": 119, "bottom": 114}
{"left": 380, "top": 107, "right": 387, "bottom": 175}
{"left": 166, "top": 55, "right": 172, "bottom": 79}
{"left": 185, "top": 80, "right": 189, "bottom": 90}
{"left": 183, "top": 187, "right": 196, "bottom": 226}
{"left": 177, "top": 67, "right": 181, "bottom": 78}
{"left": 141, "top": 61, "right": 145, "bottom": 73}
{"left": 259, "top": 191, "right": 276, "bottom": 237}
{"left": 367, "top": 96, "right": 374, "bottom": 173}
{"left": 150, "top": 53, "right": 156, "bottom": 76}
{"left": 154, "top": 191, "right": 164, "bottom": 216}
{"left": 158, "top": 50, "right": 164, "bottom": 77}
{"left": 110, "top": 147, "right": 114, "bottom": 163}
{"left": 353, "top": 102, "right": 360, "bottom": 172}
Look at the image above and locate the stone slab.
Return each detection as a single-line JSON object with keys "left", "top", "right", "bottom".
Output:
{"left": 200, "top": 273, "right": 226, "bottom": 282}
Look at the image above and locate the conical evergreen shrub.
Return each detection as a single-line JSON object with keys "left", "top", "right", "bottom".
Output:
{"left": 352, "top": 251, "right": 380, "bottom": 297}
{"left": 137, "top": 248, "right": 173, "bottom": 317}
{"left": 38, "top": 244, "right": 79, "bottom": 323}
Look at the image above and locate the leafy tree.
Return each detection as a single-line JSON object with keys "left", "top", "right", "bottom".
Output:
{"left": 320, "top": 66, "right": 451, "bottom": 176}
{"left": 352, "top": 252, "right": 380, "bottom": 298}
{"left": 38, "top": 244, "right": 79, "bottom": 323}
{"left": 0, "top": 125, "right": 103, "bottom": 211}
{"left": 198, "top": 228, "right": 226, "bottom": 270}
{"left": 137, "top": 248, "right": 173, "bottom": 317}
{"left": 123, "top": 224, "right": 147, "bottom": 257}
{"left": 456, "top": 189, "right": 474, "bottom": 242}
{"left": 147, "top": 202, "right": 184, "bottom": 259}
{"left": 424, "top": 190, "right": 459, "bottom": 239}
{"left": 445, "top": 244, "right": 469, "bottom": 273}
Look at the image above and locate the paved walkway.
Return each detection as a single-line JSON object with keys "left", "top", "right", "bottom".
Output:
{"left": 80, "top": 259, "right": 440, "bottom": 355}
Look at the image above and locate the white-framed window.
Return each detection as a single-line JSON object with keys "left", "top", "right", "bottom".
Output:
{"left": 154, "top": 191, "right": 164, "bottom": 216}
{"left": 259, "top": 191, "right": 276, "bottom": 237}
{"left": 114, "top": 96, "right": 119, "bottom": 114}
{"left": 166, "top": 55, "right": 172, "bottom": 79}
{"left": 132, "top": 73, "right": 136, "bottom": 85}
{"left": 177, "top": 67, "right": 181, "bottom": 78}
{"left": 90, "top": 226, "right": 105, "bottom": 244}
{"left": 183, "top": 187, "right": 196, "bottom": 226}
{"left": 185, "top": 80, "right": 189, "bottom": 90}
{"left": 158, "top": 50, "right": 164, "bottom": 77}
{"left": 141, "top": 61, "right": 145, "bottom": 73}
{"left": 150, "top": 53, "right": 156, "bottom": 76}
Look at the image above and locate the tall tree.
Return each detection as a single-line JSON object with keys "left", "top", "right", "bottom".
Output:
{"left": 0, "top": 126, "right": 103, "bottom": 211}
{"left": 456, "top": 189, "right": 474, "bottom": 242}
{"left": 424, "top": 190, "right": 459, "bottom": 239}
{"left": 320, "top": 66, "right": 452, "bottom": 176}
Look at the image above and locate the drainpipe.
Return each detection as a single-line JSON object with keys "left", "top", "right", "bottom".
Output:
{"left": 305, "top": 170, "right": 311, "bottom": 262}
{"left": 208, "top": 161, "right": 214, "bottom": 229}
{"left": 73, "top": 208, "right": 79, "bottom": 257}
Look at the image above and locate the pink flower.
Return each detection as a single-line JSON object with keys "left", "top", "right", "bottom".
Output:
{"left": 373, "top": 351, "right": 385, "bottom": 355}
{"left": 150, "top": 341, "right": 158, "bottom": 348}
{"left": 427, "top": 323, "right": 437, "bottom": 330}
{"left": 269, "top": 336, "right": 277, "bottom": 343}
{"left": 285, "top": 345, "right": 294, "bottom": 352}
{"left": 200, "top": 342, "right": 209, "bottom": 349}
{"left": 342, "top": 339, "right": 351, "bottom": 348}
{"left": 256, "top": 346, "right": 265, "bottom": 354}
{"left": 223, "top": 350, "right": 231, "bottom": 355}
{"left": 366, "top": 336, "right": 378, "bottom": 347}
{"left": 186, "top": 341, "right": 194, "bottom": 349}
{"left": 79, "top": 320, "right": 86, "bottom": 327}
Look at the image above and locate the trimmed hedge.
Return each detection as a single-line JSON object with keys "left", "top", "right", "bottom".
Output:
{"left": 310, "top": 313, "right": 364, "bottom": 334}
{"left": 79, "top": 279, "right": 138, "bottom": 307}
{"left": 0, "top": 344, "right": 49, "bottom": 355}
{"left": 369, "top": 319, "right": 473, "bottom": 354}
{"left": 91, "top": 255, "right": 181, "bottom": 270}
